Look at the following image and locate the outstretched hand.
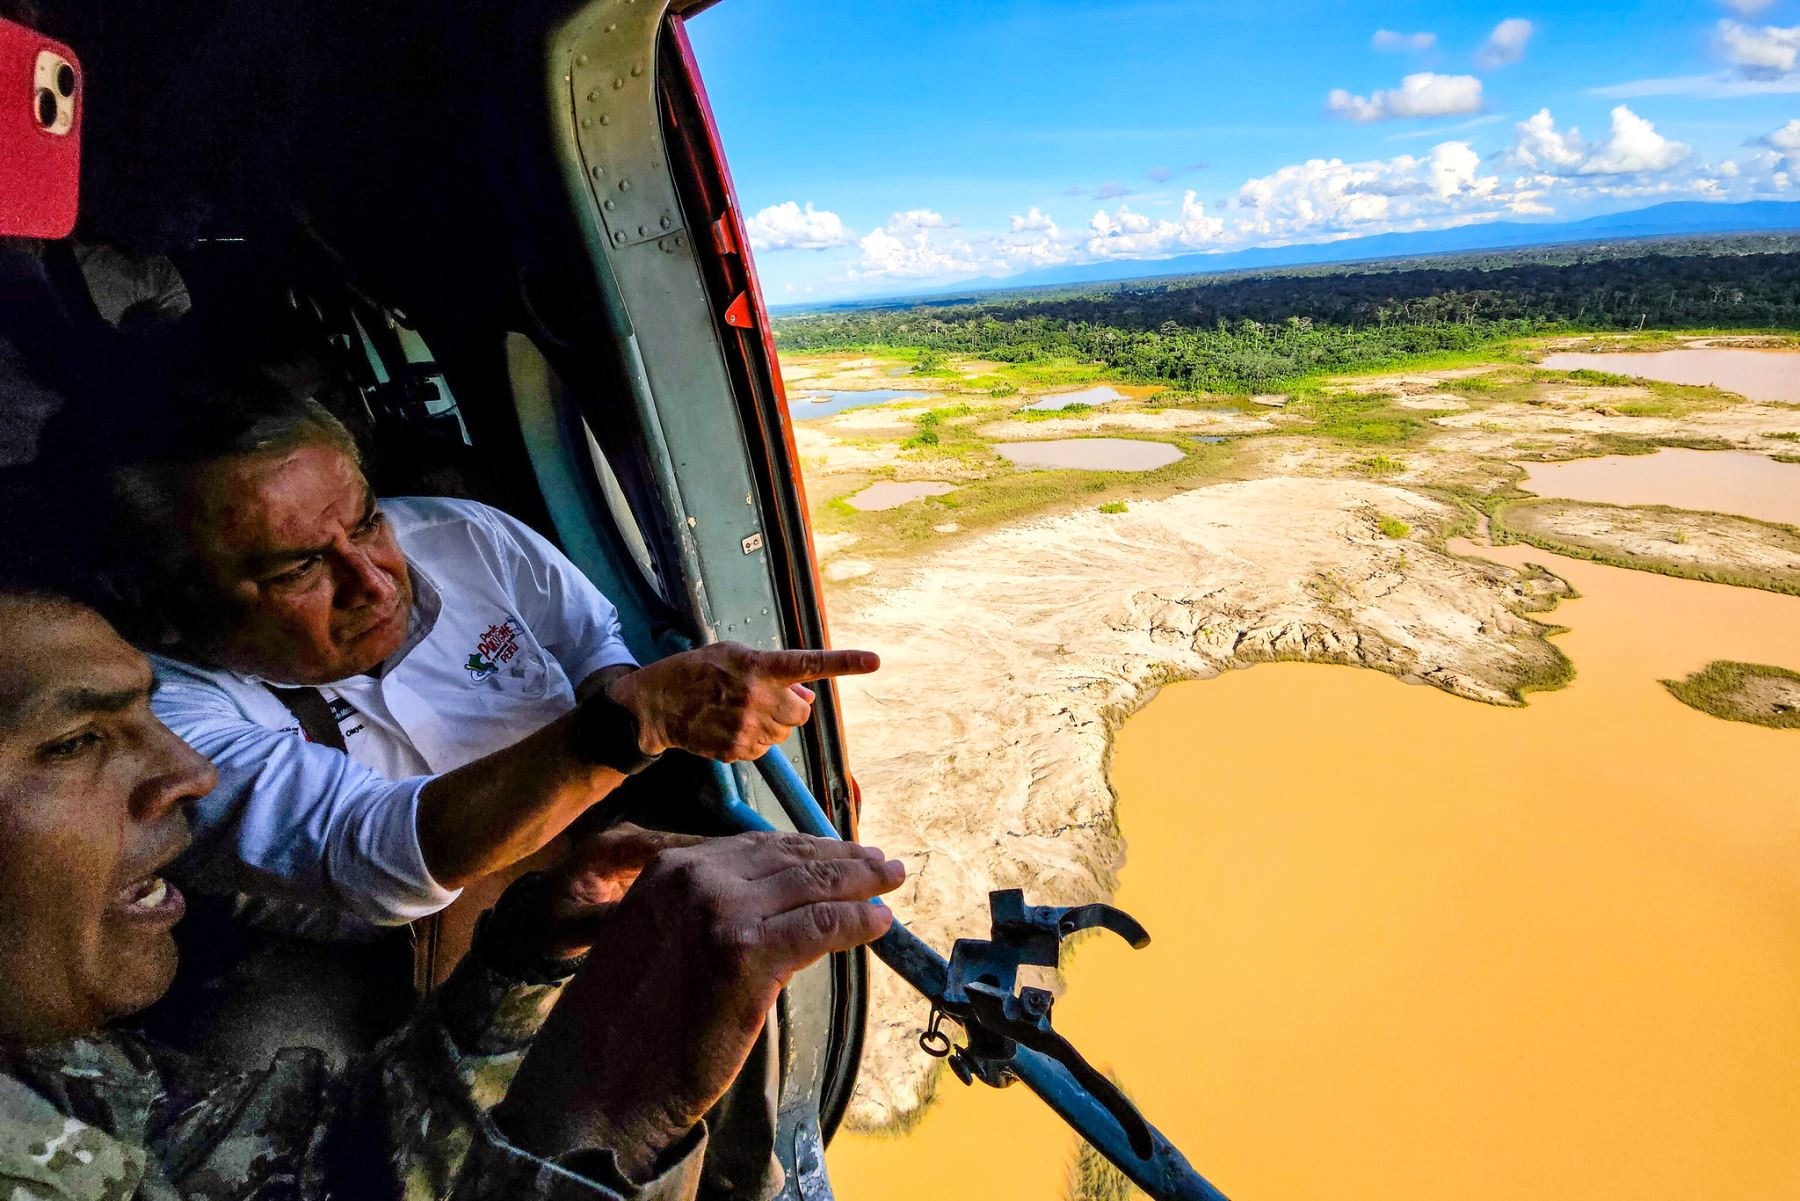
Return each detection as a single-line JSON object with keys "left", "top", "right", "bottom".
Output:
{"left": 508, "top": 823, "right": 707, "bottom": 963}
{"left": 608, "top": 642, "right": 879, "bottom": 762}
{"left": 496, "top": 831, "right": 904, "bottom": 1178}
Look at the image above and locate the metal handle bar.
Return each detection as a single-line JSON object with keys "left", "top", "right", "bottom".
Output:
{"left": 710, "top": 752, "right": 1230, "bottom": 1201}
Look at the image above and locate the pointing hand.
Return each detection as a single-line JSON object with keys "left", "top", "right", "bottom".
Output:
{"left": 606, "top": 642, "right": 879, "bottom": 762}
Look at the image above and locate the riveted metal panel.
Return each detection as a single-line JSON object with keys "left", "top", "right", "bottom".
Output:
{"left": 566, "top": 0, "right": 684, "bottom": 250}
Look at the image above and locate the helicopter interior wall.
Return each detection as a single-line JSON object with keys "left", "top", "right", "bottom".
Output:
{"left": 7, "top": 0, "right": 872, "bottom": 1164}
{"left": 17, "top": 0, "right": 672, "bottom": 603}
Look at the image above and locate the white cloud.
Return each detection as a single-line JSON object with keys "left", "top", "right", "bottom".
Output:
{"left": 1721, "top": 0, "right": 1776, "bottom": 14}
{"left": 1373, "top": 29, "right": 1437, "bottom": 52}
{"left": 1232, "top": 141, "right": 1506, "bottom": 240}
{"left": 1719, "top": 19, "right": 1800, "bottom": 73}
{"left": 854, "top": 210, "right": 977, "bottom": 279}
{"left": 744, "top": 201, "right": 853, "bottom": 252}
{"left": 1506, "top": 106, "right": 1692, "bottom": 176}
{"left": 995, "top": 209, "right": 1071, "bottom": 269}
{"left": 1085, "top": 190, "right": 1227, "bottom": 259}
{"left": 888, "top": 209, "right": 955, "bottom": 232}
{"left": 1763, "top": 118, "right": 1800, "bottom": 168}
{"left": 1767, "top": 118, "right": 1800, "bottom": 150}
{"left": 1328, "top": 72, "right": 1484, "bottom": 121}
{"left": 1585, "top": 106, "right": 1693, "bottom": 173}
{"left": 1476, "top": 18, "right": 1534, "bottom": 69}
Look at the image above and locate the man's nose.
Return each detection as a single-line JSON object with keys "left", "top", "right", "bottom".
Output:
{"left": 131, "top": 726, "right": 219, "bottom": 822}
{"left": 334, "top": 545, "right": 397, "bottom": 610}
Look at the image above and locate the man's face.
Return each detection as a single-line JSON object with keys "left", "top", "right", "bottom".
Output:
{"left": 0, "top": 599, "right": 218, "bottom": 1044}
{"left": 188, "top": 443, "right": 414, "bottom": 684}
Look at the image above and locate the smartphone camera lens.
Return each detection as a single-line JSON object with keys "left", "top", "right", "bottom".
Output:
{"left": 55, "top": 64, "right": 76, "bottom": 98}
{"left": 35, "top": 87, "right": 56, "bottom": 129}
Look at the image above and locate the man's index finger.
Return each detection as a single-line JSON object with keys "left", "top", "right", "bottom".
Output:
{"left": 755, "top": 647, "right": 880, "bottom": 683}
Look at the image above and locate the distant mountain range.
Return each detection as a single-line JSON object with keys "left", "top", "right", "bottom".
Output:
{"left": 786, "top": 201, "right": 1800, "bottom": 311}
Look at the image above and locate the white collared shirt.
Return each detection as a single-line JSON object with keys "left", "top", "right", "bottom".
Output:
{"left": 151, "top": 496, "right": 638, "bottom": 924}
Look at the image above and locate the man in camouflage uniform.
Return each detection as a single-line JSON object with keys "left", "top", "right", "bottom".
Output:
{"left": 0, "top": 589, "right": 906, "bottom": 1201}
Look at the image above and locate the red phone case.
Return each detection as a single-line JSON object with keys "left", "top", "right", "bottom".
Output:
{"left": 0, "top": 17, "right": 81, "bottom": 240}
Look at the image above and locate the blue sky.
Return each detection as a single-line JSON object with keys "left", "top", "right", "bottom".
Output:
{"left": 686, "top": 1, "right": 1800, "bottom": 301}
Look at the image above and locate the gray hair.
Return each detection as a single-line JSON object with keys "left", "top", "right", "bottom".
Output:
{"left": 101, "top": 376, "right": 364, "bottom": 650}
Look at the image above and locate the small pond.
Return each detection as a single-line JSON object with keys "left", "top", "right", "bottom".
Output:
{"left": 997, "top": 438, "right": 1182, "bottom": 471}
{"left": 1539, "top": 348, "right": 1800, "bottom": 404}
{"left": 844, "top": 481, "right": 956, "bottom": 511}
{"left": 786, "top": 389, "right": 927, "bottom": 420}
{"left": 1520, "top": 449, "right": 1800, "bottom": 526}
{"left": 1023, "top": 385, "right": 1128, "bottom": 412}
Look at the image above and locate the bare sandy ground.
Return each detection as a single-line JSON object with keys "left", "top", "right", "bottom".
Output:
{"left": 832, "top": 476, "right": 1569, "bottom": 1126}
{"left": 785, "top": 343, "right": 1800, "bottom": 1126}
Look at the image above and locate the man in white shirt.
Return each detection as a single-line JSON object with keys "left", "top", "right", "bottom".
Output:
{"left": 101, "top": 380, "right": 877, "bottom": 926}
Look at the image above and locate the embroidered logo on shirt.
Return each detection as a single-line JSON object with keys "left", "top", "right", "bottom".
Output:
{"left": 465, "top": 617, "right": 523, "bottom": 683}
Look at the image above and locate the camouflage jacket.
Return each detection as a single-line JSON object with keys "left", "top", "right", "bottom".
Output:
{"left": 0, "top": 951, "right": 706, "bottom": 1201}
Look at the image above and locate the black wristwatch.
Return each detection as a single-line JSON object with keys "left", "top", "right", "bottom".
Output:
{"left": 569, "top": 688, "right": 662, "bottom": 775}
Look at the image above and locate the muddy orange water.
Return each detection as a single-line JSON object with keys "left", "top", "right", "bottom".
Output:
{"left": 829, "top": 525, "right": 1800, "bottom": 1199}
{"left": 1540, "top": 348, "right": 1800, "bottom": 403}
{"left": 1521, "top": 449, "right": 1800, "bottom": 526}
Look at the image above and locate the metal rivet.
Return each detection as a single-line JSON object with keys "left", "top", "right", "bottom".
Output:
{"left": 580, "top": 117, "right": 592, "bottom": 128}
{"left": 613, "top": 230, "right": 627, "bottom": 243}
{"left": 591, "top": 165, "right": 604, "bottom": 179}
{"left": 604, "top": 22, "right": 616, "bottom": 32}
{"left": 618, "top": 179, "right": 631, "bottom": 192}
{"left": 659, "top": 215, "right": 672, "bottom": 229}
{"left": 604, "top": 199, "right": 616, "bottom": 210}
{"left": 674, "top": 235, "right": 686, "bottom": 247}
{"left": 613, "top": 77, "right": 624, "bottom": 89}
{"left": 600, "top": 114, "right": 611, "bottom": 125}
{"left": 587, "top": 89, "right": 600, "bottom": 102}
{"left": 638, "top": 224, "right": 650, "bottom": 236}
{"left": 631, "top": 62, "right": 644, "bottom": 77}
{"left": 576, "top": 53, "right": 589, "bottom": 66}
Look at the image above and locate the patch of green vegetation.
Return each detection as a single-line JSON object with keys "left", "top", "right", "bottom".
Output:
{"left": 1377, "top": 515, "right": 1411, "bottom": 538}
{"left": 1098, "top": 501, "right": 1129, "bottom": 514}
{"left": 1560, "top": 368, "right": 1635, "bottom": 386}
{"left": 1768, "top": 431, "right": 1800, "bottom": 441}
{"left": 987, "top": 357, "right": 1111, "bottom": 389}
{"left": 1493, "top": 498, "right": 1800, "bottom": 595}
{"left": 1292, "top": 390, "right": 1423, "bottom": 445}
{"left": 1506, "top": 431, "right": 1737, "bottom": 463}
{"left": 1591, "top": 379, "right": 1736, "bottom": 418}
{"left": 920, "top": 403, "right": 974, "bottom": 422}
{"left": 896, "top": 403, "right": 984, "bottom": 453}
{"left": 1352, "top": 453, "right": 1407, "bottom": 475}
{"left": 1662, "top": 660, "right": 1800, "bottom": 729}
{"left": 1775, "top": 453, "right": 1800, "bottom": 465}
{"left": 987, "top": 383, "right": 1019, "bottom": 397}
{"left": 1434, "top": 365, "right": 1736, "bottom": 419}
{"left": 908, "top": 348, "right": 956, "bottom": 377}
{"left": 1014, "top": 403, "right": 1096, "bottom": 422}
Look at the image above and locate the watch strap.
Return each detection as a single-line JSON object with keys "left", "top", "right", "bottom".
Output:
{"left": 569, "top": 688, "right": 661, "bottom": 775}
